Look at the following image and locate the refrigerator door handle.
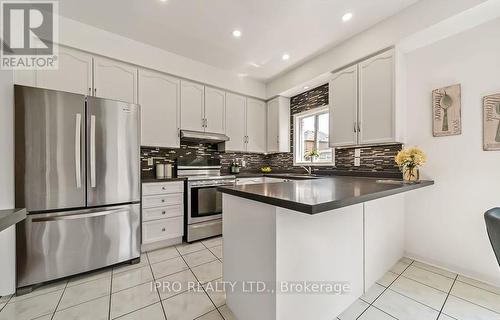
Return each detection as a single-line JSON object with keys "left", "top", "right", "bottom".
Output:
{"left": 75, "top": 113, "right": 82, "bottom": 189}
{"left": 90, "top": 114, "right": 96, "bottom": 188}
{"left": 31, "top": 208, "right": 126, "bottom": 222}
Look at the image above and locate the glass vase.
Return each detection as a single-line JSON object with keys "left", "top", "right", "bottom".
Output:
{"left": 403, "top": 166, "right": 419, "bottom": 182}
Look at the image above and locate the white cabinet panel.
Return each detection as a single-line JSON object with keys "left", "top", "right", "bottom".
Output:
{"left": 204, "top": 86, "right": 225, "bottom": 134}
{"left": 180, "top": 80, "right": 204, "bottom": 131}
{"left": 93, "top": 57, "right": 138, "bottom": 103}
{"left": 359, "top": 50, "right": 395, "bottom": 144}
{"left": 246, "top": 98, "right": 266, "bottom": 153}
{"left": 329, "top": 65, "right": 358, "bottom": 147}
{"left": 142, "top": 216, "right": 183, "bottom": 244}
{"left": 142, "top": 193, "right": 183, "bottom": 209}
{"left": 142, "top": 181, "right": 183, "bottom": 196}
{"left": 36, "top": 46, "right": 92, "bottom": 95}
{"left": 143, "top": 205, "right": 183, "bottom": 222}
{"left": 225, "top": 93, "right": 247, "bottom": 151}
{"left": 364, "top": 194, "right": 405, "bottom": 290}
{"left": 267, "top": 99, "right": 279, "bottom": 152}
{"left": 139, "top": 69, "right": 180, "bottom": 148}
{"left": 267, "top": 97, "right": 290, "bottom": 153}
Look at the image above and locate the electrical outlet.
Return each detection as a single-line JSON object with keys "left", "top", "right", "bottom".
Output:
{"left": 354, "top": 157, "right": 361, "bottom": 166}
{"left": 147, "top": 158, "right": 153, "bottom": 166}
{"left": 241, "top": 160, "right": 246, "bottom": 167}
{"left": 354, "top": 148, "right": 361, "bottom": 157}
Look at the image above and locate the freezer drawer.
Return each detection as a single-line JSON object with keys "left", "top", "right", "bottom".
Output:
{"left": 16, "top": 204, "right": 140, "bottom": 288}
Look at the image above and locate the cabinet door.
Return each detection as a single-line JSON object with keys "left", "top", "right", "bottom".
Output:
{"left": 329, "top": 65, "right": 358, "bottom": 147}
{"left": 93, "top": 56, "right": 138, "bottom": 103}
{"left": 246, "top": 98, "right": 267, "bottom": 153}
{"left": 266, "top": 98, "right": 279, "bottom": 152}
{"left": 180, "top": 80, "right": 204, "bottom": 131}
{"left": 204, "top": 86, "right": 226, "bottom": 134}
{"left": 225, "top": 93, "right": 246, "bottom": 151}
{"left": 36, "top": 46, "right": 92, "bottom": 95}
{"left": 358, "top": 49, "right": 394, "bottom": 144}
{"left": 138, "top": 69, "right": 180, "bottom": 148}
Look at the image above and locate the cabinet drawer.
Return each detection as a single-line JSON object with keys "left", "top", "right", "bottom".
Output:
{"left": 143, "top": 205, "right": 183, "bottom": 222}
{"left": 142, "top": 193, "right": 183, "bottom": 208}
{"left": 142, "top": 181, "right": 184, "bottom": 196}
{"left": 142, "top": 217, "right": 183, "bottom": 244}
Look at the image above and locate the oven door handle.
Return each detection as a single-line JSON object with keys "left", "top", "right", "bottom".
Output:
{"left": 190, "top": 220, "right": 222, "bottom": 228}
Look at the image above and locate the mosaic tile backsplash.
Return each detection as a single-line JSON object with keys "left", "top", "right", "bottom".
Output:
{"left": 141, "top": 83, "right": 402, "bottom": 179}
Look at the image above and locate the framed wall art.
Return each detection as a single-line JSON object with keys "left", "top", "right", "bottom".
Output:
{"left": 483, "top": 93, "right": 500, "bottom": 151}
{"left": 432, "top": 84, "right": 462, "bottom": 137}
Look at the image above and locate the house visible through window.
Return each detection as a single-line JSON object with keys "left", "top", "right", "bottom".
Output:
{"left": 293, "top": 106, "right": 334, "bottom": 165}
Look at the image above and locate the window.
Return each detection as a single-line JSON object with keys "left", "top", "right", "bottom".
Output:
{"left": 293, "top": 107, "right": 334, "bottom": 166}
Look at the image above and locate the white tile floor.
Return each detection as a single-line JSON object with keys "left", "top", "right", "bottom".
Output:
{"left": 1, "top": 237, "right": 499, "bottom": 320}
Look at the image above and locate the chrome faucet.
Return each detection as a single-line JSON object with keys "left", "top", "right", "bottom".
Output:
{"left": 301, "top": 166, "right": 312, "bottom": 175}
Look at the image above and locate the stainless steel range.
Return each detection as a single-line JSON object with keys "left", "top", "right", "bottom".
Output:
{"left": 177, "top": 159, "right": 235, "bottom": 242}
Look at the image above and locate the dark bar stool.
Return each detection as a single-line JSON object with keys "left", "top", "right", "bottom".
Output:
{"left": 485, "top": 208, "right": 500, "bottom": 266}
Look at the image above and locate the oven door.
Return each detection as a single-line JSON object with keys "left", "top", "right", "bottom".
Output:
{"left": 190, "top": 185, "right": 222, "bottom": 220}
{"left": 188, "top": 181, "right": 233, "bottom": 224}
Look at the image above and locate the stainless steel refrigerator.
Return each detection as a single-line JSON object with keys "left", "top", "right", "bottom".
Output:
{"left": 14, "top": 85, "right": 141, "bottom": 291}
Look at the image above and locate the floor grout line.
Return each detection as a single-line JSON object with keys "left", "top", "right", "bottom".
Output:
{"left": 145, "top": 250, "right": 169, "bottom": 320}
{"left": 355, "top": 259, "right": 414, "bottom": 320}
{"left": 453, "top": 278, "right": 500, "bottom": 297}
{"left": 107, "top": 266, "right": 114, "bottom": 320}
{"left": 175, "top": 244, "right": 226, "bottom": 319}
{"left": 436, "top": 274, "right": 458, "bottom": 320}
{"left": 447, "top": 293, "right": 500, "bottom": 316}
{"left": 50, "top": 280, "right": 69, "bottom": 320}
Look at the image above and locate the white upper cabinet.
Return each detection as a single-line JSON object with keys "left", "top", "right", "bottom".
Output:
{"left": 267, "top": 97, "right": 290, "bottom": 153}
{"left": 329, "top": 65, "right": 358, "bottom": 147}
{"left": 36, "top": 46, "right": 93, "bottom": 95}
{"left": 204, "top": 86, "right": 226, "bottom": 134}
{"left": 225, "top": 93, "right": 247, "bottom": 152}
{"left": 139, "top": 69, "right": 180, "bottom": 148}
{"left": 93, "top": 56, "right": 138, "bottom": 103}
{"left": 358, "top": 49, "right": 395, "bottom": 144}
{"left": 329, "top": 49, "right": 396, "bottom": 147}
{"left": 246, "top": 98, "right": 267, "bottom": 153}
{"left": 180, "top": 80, "right": 205, "bottom": 132}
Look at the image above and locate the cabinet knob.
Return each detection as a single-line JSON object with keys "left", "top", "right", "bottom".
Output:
{"left": 162, "top": 187, "right": 166, "bottom": 190}
{"left": 162, "top": 211, "right": 166, "bottom": 215}
{"left": 162, "top": 228, "right": 166, "bottom": 232}
{"left": 161, "top": 199, "right": 165, "bottom": 202}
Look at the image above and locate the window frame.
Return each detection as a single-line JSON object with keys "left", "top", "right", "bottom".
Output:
{"left": 293, "top": 106, "right": 335, "bottom": 166}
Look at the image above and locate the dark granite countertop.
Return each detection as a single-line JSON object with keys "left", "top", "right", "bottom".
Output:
{"left": 142, "top": 177, "right": 187, "bottom": 183}
{"left": 218, "top": 176, "right": 434, "bottom": 214}
{"left": 0, "top": 208, "right": 27, "bottom": 232}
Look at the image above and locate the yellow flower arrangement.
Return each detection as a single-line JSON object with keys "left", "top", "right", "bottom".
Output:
{"left": 395, "top": 147, "right": 427, "bottom": 182}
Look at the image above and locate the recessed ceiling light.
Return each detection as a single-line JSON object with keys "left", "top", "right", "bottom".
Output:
{"left": 282, "top": 53, "right": 290, "bottom": 61}
{"left": 248, "top": 62, "right": 261, "bottom": 68}
{"left": 342, "top": 12, "right": 353, "bottom": 22}
{"left": 160, "top": 0, "right": 167, "bottom": 2}
{"left": 232, "top": 30, "right": 242, "bottom": 38}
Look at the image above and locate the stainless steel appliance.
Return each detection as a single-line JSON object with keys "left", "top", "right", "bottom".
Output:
{"left": 177, "top": 159, "right": 235, "bottom": 242}
{"left": 14, "top": 85, "right": 141, "bottom": 291}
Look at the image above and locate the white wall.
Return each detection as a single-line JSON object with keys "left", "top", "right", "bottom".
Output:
{"left": 267, "top": 0, "right": 489, "bottom": 98}
{"left": 0, "top": 70, "right": 14, "bottom": 210}
{"left": 404, "top": 18, "right": 500, "bottom": 285}
{"left": 58, "top": 16, "right": 266, "bottom": 99}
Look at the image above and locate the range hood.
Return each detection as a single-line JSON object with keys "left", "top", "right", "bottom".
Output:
{"left": 180, "top": 130, "right": 230, "bottom": 144}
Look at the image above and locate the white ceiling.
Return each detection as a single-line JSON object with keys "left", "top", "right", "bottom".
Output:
{"left": 59, "top": 0, "right": 418, "bottom": 82}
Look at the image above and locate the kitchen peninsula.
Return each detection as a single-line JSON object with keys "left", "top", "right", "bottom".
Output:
{"left": 219, "top": 176, "right": 434, "bottom": 320}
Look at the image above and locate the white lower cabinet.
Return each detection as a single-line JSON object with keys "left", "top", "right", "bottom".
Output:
{"left": 142, "top": 181, "right": 184, "bottom": 251}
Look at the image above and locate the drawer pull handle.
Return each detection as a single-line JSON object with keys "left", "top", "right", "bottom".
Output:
{"left": 162, "top": 211, "right": 166, "bottom": 215}
{"left": 161, "top": 199, "right": 165, "bottom": 202}
{"left": 162, "top": 187, "right": 166, "bottom": 190}
{"left": 162, "top": 228, "right": 166, "bottom": 232}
